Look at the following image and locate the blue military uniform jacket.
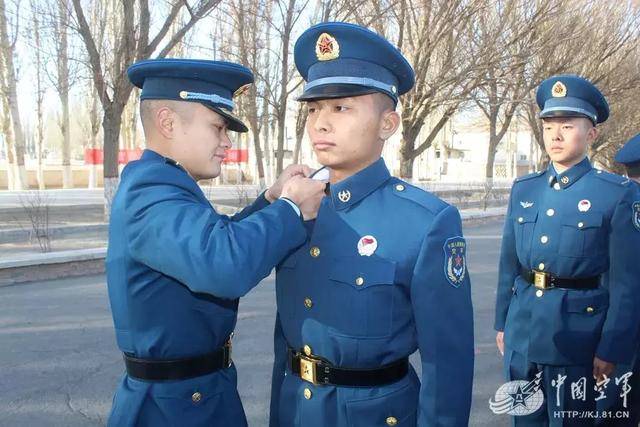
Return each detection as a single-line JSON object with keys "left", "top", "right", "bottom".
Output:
{"left": 270, "top": 158, "right": 474, "bottom": 427}
{"left": 106, "top": 149, "right": 306, "bottom": 427}
{"left": 495, "top": 157, "right": 640, "bottom": 366}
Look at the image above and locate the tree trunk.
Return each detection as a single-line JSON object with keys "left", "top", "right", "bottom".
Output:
{"left": 88, "top": 85, "right": 100, "bottom": 189}
{"left": 58, "top": 0, "right": 72, "bottom": 188}
{"left": 399, "top": 133, "right": 415, "bottom": 179}
{"left": 102, "top": 106, "right": 124, "bottom": 218}
{"left": 0, "top": 0, "right": 27, "bottom": 189}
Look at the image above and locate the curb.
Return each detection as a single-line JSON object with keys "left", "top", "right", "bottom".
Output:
{"left": 0, "top": 248, "right": 106, "bottom": 287}
{"left": 0, "top": 209, "right": 506, "bottom": 286}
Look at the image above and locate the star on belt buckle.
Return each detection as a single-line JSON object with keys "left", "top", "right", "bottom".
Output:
{"left": 533, "top": 271, "right": 549, "bottom": 289}
{"left": 299, "top": 354, "right": 319, "bottom": 385}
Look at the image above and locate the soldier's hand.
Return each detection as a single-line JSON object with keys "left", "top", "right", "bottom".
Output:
{"left": 281, "top": 175, "right": 327, "bottom": 220}
{"left": 593, "top": 357, "right": 615, "bottom": 383}
{"left": 496, "top": 331, "right": 504, "bottom": 356}
{"left": 265, "top": 164, "right": 314, "bottom": 202}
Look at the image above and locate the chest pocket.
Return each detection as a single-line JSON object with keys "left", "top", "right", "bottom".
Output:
{"left": 558, "top": 212, "right": 605, "bottom": 257}
{"left": 328, "top": 256, "right": 397, "bottom": 338}
{"left": 513, "top": 210, "right": 538, "bottom": 258}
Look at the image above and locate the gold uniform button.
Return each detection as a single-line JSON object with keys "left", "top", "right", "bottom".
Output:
{"left": 355, "top": 277, "right": 365, "bottom": 286}
{"left": 386, "top": 416, "right": 398, "bottom": 426}
{"left": 561, "top": 176, "right": 570, "bottom": 184}
{"left": 578, "top": 222, "right": 584, "bottom": 228}
{"left": 395, "top": 184, "right": 405, "bottom": 192}
{"left": 553, "top": 183, "right": 561, "bottom": 190}
{"left": 546, "top": 209, "right": 555, "bottom": 217}
{"left": 518, "top": 217, "right": 524, "bottom": 223}
{"left": 536, "top": 289, "right": 544, "bottom": 298}
{"left": 310, "top": 247, "right": 320, "bottom": 258}
{"left": 586, "top": 306, "right": 594, "bottom": 313}
{"left": 303, "top": 345, "right": 312, "bottom": 356}
{"left": 538, "top": 263, "right": 545, "bottom": 271}
{"left": 304, "top": 388, "right": 312, "bottom": 399}
{"left": 540, "top": 235, "right": 549, "bottom": 244}
{"left": 304, "top": 297, "right": 313, "bottom": 309}
{"left": 191, "top": 392, "right": 202, "bottom": 403}
{"left": 179, "top": 90, "right": 188, "bottom": 99}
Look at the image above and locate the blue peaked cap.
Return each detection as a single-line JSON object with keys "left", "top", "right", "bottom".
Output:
{"left": 615, "top": 133, "right": 640, "bottom": 168}
{"left": 127, "top": 59, "right": 254, "bottom": 132}
{"left": 294, "top": 22, "right": 415, "bottom": 104}
{"left": 536, "top": 74, "right": 609, "bottom": 125}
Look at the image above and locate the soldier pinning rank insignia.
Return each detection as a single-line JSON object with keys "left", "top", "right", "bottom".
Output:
{"left": 105, "top": 58, "right": 325, "bottom": 427}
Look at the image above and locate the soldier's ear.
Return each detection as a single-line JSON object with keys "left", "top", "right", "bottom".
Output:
{"left": 379, "top": 110, "right": 400, "bottom": 140}
{"left": 156, "top": 107, "right": 176, "bottom": 139}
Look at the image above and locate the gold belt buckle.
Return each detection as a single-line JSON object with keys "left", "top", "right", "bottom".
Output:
{"left": 533, "top": 271, "right": 548, "bottom": 289}
{"left": 299, "top": 354, "right": 319, "bottom": 385}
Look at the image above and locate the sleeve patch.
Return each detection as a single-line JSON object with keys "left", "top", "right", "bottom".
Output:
{"left": 443, "top": 236, "right": 467, "bottom": 288}
{"left": 633, "top": 201, "right": 640, "bottom": 231}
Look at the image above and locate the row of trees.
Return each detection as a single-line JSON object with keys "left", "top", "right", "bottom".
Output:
{"left": 0, "top": 0, "right": 639, "bottom": 214}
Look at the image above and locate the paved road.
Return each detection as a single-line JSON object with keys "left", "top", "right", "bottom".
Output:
{"left": 0, "top": 219, "right": 509, "bottom": 427}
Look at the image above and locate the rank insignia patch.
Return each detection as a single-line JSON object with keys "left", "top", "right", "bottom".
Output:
{"left": 444, "top": 236, "right": 467, "bottom": 288}
{"left": 316, "top": 33, "right": 339, "bottom": 61}
{"left": 633, "top": 202, "right": 640, "bottom": 231}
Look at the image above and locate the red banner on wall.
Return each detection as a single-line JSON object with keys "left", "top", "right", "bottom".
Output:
{"left": 223, "top": 149, "right": 249, "bottom": 164}
{"left": 84, "top": 148, "right": 143, "bottom": 165}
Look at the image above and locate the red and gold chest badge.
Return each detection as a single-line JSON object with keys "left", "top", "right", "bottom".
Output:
{"left": 316, "top": 33, "right": 340, "bottom": 61}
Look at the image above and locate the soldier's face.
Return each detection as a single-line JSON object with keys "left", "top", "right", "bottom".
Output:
{"left": 305, "top": 94, "right": 394, "bottom": 173}
{"left": 175, "top": 104, "right": 232, "bottom": 180}
{"left": 542, "top": 117, "right": 597, "bottom": 166}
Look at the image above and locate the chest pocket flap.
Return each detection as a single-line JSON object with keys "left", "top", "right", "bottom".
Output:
{"left": 329, "top": 256, "right": 396, "bottom": 290}
{"left": 561, "top": 212, "right": 603, "bottom": 229}
{"left": 514, "top": 210, "right": 538, "bottom": 224}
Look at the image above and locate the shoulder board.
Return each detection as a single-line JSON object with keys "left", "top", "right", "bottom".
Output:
{"left": 514, "top": 170, "right": 545, "bottom": 184}
{"left": 388, "top": 178, "right": 448, "bottom": 215}
{"left": 593, "top": 170, "right": 631, "bottom": 186}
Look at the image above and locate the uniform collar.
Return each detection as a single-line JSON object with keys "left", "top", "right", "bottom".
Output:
{"left": 142, "top": 149, "right": 186, "bottom": 171}
{"left": 329, "top": 157, "right": 391, "bottom": 210}
{"left": 547, "top": 157, "right": 592, "bottom": 189}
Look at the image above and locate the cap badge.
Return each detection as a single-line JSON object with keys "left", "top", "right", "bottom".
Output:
{"left": 316, "top": 33, "right": 339, "bottom": 61}
{"left": 552, "top": 81, "right": 567, "bottom": 98}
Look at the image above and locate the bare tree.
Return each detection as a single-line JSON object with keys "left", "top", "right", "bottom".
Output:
{"left": 472, "top": 0, "right": 563, "bottom": 182}
{"left": 30, "top": 0, "right": 45, "bottom": 189}
{"left": 70, "top": 0, "right": 222, "bottom": 216}
{"left": 0, "top": 0, "right": 28, "bottom": 189}
{"left": 395, "top": 0, "right": 485, "bottom": 178}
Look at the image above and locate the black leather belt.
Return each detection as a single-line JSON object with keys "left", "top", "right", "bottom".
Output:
{"left": 288, "top": 347, "right": 408, "bottom": 387}
{"left": 521, "top": 268, "right": 600, "bottom": 290}
{"left": 124, "top": 339, "right": 232, "bottom": 381}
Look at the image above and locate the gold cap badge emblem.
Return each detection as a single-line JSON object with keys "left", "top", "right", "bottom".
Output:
{"left": 551, "top": 81, "right": 567, "bottom": 98}
{"left": 316, "top": 33, "right": 339, "bottom": 61}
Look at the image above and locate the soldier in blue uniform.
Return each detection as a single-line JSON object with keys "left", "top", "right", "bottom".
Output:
{"left": 269, "top": 22, "right": 474, "bottom": 427}
{"left": 494, "top": 75, "right": 640, "bottom": 425}
{"left": 598, "top": 133, "right": 640, "bottom": 426}
{"left": 106, "top": 58, "right": 326, "bottom": 427}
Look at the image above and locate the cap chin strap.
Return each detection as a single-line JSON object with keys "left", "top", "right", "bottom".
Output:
{"left": 183, "top": 91, "right": 235, "bottom": 110}
{"left": 304, "top": 76, "right": 397, "bottom": 97}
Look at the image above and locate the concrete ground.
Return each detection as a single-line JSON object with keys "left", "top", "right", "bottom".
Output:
{"left": 0, "top": 219, "right": 509, "bottom": 427}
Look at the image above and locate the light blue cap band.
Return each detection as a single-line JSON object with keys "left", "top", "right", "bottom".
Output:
{"left": 304, "top": 76, "right": 397, "bottom": 97}
{"left": 183, "top": 91, "right": 235, "bottom": 109}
